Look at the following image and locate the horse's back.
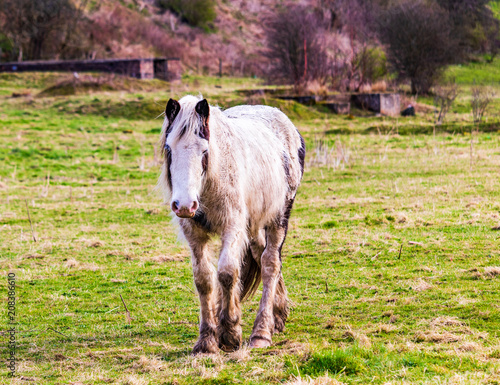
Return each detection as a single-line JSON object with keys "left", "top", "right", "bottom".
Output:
{"left": 223, "top": 105, "right": 304, "bottom": 191}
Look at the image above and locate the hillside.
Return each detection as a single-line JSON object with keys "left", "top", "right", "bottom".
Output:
{"left": 82, "top": 0, "right": 276, "bottom": 76}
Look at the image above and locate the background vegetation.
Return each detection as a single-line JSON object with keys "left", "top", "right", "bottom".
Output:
{"left": 0, "top": 0, "right": 499, "bottom": 93}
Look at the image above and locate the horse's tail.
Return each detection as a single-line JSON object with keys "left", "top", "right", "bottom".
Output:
{"left": 240, "top": 246, "right": 261, "bottom": 302}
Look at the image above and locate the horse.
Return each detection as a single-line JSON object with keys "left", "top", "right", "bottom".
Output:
{"left": 157, "top": 95, "right": 305, "bottom": 354}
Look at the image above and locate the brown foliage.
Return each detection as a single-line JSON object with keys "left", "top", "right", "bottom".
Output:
{"left": 263, "top": 4, "right": 330, "bottom": 86}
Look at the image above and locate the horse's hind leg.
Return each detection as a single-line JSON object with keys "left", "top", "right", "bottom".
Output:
{"left": 250, "top": 196, "right": 296, "bottom": 347}
{"left": 250, "top": 229, "right": 288, "bottom": 334}
{"left": 183, "top": 225, "right": 218, "bottom": 355}
{"left": 249, "top": 224, "right": 287, "bottom": 348}
{"left": 272, "top": 196, "right": 296, "bottom": 333}
{"left": 273, "top": 273, "right": 288, "bottom": 333}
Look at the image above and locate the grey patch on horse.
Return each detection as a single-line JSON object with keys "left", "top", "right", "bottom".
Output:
{"left": 178, "top": 125, "right": 188, "bottom": 139}
{"left": 298, "top": 134, "right": 306, "bottom": 175}
{"left": 202, "top": 151, "right": 209, "bottom": 175}
{"left": 282, "top": 151, "right": 290, "bottom": 180}
{"left": 191, "top": 209, "right": 212, "bottom": 232}
{"left": 277, "top": 196, "right": 296, "bottom": 256}
{"left": 165, "top": 145, "right": 172, "bottom": 189}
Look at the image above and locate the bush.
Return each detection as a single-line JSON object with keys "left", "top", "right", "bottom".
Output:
{"left": 263, "top": 4, "right": 329, "bottom": 86}
{"left": 0, "top": 0, "right": 89, "bottom": 61}
{"left": 379, "top": 1, "right": 458, "bottom": 94}
{"left": 435, "top": 0, "right": 500, "bottom": 59}
{"left": 355, "top": 46, "right": 388, "bottom": 86}
{"left": 156, "top": 0, "right": 216, "bottom": 32}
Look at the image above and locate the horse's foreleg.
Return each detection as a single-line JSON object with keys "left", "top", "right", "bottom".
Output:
{"left": 249, "top": 226, "right": 286, "bottom": 348}
{"left": 184, "top": 228, "right": 218, "bottom": 355}
{"left": 217, "top": 230, "right": 245, "bottom": 352}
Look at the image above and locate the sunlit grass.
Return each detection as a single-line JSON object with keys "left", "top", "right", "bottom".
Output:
{"left": 0, "top": 73, "right": 500, "bottom": 384}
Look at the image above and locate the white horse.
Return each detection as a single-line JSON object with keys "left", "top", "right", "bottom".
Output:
{"left": 158, "top": 95, "right": 305, "bottom": 353}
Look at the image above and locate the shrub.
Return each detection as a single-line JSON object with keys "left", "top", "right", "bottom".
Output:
{"left": 354, "top": 46, "right": 387, "bottom": 87}
{"left": 435, "top": 0, "right": 500, "bottom": 59}
{"left": 434, "top": 82, "right": 459, "bottom": 124}
{"left": 470, "top": 84, "right": 495, "bottom": 124}
{"left": 0, "top": 0, "right": 82, "bottom": 61}
{"left": 379, "top": 1, "right": 458, "bottom": 94}
{"left": 263, "top": 4, "right": 329, "bottom": 87}
{"left": 156, "top": 0, "right": 216, "bottom": 32}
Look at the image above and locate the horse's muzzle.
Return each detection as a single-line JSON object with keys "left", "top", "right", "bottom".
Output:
{"left": 175, "top": 209, "right": 196, "bottom": 218}
{"left": 172, "top": 200, "right": 198, "bottom": 218}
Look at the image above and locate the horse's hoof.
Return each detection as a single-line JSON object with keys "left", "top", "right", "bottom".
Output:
{"left": 249, "top": 336, "right": 272, "bottom": 349}
{"left": 218, "top": 334, "right": 241, "bottom": 352}
{"left": 192, "top": 337, "right": 218, "bottom": 355}
{"left": 274, "top": 316, "right": 286, "bottom": 333}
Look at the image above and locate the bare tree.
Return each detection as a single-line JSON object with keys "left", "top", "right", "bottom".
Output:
{"left": 0, "top": 0, "right": 79, "bottom": 60}
{"left": 263, "top": 4, "right": 329, "bottom": 87}
{"left": 379, "top": 1, "right": 458, "bottom": 95}
{"left": 470, "top": 84, "right": 495, "bottom": 124}
{"left": 434, "top": 82, "right": 459, "bottom": 124}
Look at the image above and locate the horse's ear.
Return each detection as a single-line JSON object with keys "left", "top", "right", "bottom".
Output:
{"left": 165, "top": 98, "right": 180, "bottom": 124}
{"left": 195, "top": 99, "right": 210, "bottom": 140}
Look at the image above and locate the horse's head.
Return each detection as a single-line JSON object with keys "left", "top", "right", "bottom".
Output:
{"left": 161, "top": 96, "right": 210, "bottom": 218}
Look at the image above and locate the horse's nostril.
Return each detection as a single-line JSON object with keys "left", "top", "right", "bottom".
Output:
{"left": 172, "top": 200, "right": 180, "bottom": 211}
{"left": 191, "top": 201, "right": 199, "bottom": 212}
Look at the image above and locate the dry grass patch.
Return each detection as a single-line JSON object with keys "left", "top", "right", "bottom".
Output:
{"left": 415, "top": 331, "right": 461, "bottom": 343}
{"left": 149, "top": 253, "right": 187, "bottom": 263}
{"left": 456, "top": 342, "right": 480, "bottom": 352}
{"left": 375, "top": 324, "right": 397, "bottom": 334}
{"left": 81, "top": 239, "right": 105, "bottom": 248}
{"left": 341, "top": 327, "right": 372, "bottom": 347}
{"left": 24, "top": 253, "right": 45, "bottom": 259}
{"left": 120, "top": 374, "right": 149, "bottom": 385}
{"left": 468, "top": 266, "right": 500, "bottom": 279}
{"left": 64, "top": 259, "right": 100, "bottom": 271}
{"left": 227, "top": 346, "right": 252, "bottom": 362}
{"left": 430, "top": 316, "right": 464, "bottom": 328}
{"left": 264, "top": 339, "right": 311, "bottom": 356}
{"left": 131, "top": 355, "right": 165, "bottom": 373}
{"left": 285, "top": 375, "right": 346, "bottom": 385}
{"left": 412, "top": 278, "right": 433, "bottom": 291}
{"left": 484, "top": 266, "right": 500, "bottom": 278}
{"left": 64, "top": 258, "right": 79, "bottom": 268}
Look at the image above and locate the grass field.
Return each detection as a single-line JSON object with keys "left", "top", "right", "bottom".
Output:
{"left": 1, "top": 71, "right": 500, "bottom": 385}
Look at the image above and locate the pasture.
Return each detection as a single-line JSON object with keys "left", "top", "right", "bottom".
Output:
{"left": 1, "top": 72, "right": 500, "bottom": 384}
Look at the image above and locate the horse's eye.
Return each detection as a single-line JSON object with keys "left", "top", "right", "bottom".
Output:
{"left": 165, "top": 144, "right": 171, "bottom": 154}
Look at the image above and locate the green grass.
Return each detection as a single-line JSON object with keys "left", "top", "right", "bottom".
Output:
{"left": 1, "top": 72, "right": 500, "bottom": 384}
{"left": 445, "top": 57, "right": 500, "bottom": 85}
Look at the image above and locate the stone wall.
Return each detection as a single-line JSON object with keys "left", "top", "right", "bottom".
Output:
{"left": 0, "top": 58, "right": 180, "bottom": 80}
{"left": 350, "top": 93, "right": 401, "bottom": 116}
